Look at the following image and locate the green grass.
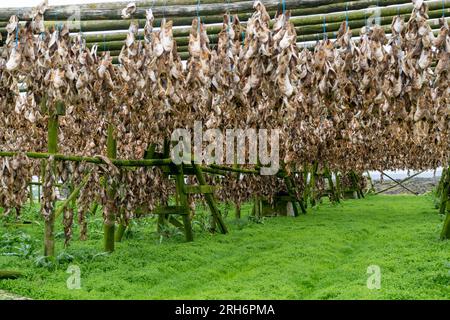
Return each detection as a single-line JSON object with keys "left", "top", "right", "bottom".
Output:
{"left": 0, "top": 195, "right": 449, "bottom": 300}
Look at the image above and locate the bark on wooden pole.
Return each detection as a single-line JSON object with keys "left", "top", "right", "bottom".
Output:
{"left": 175, "top": 165, "right": 194, "bottom": 242}
{"left": 440, "top": 167, "right": 450, "bottom": 240}
{"left": 103, "top": 124, "right": 117, "bottom": 253}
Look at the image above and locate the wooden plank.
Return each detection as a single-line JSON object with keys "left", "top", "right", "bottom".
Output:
{"left": 168, "top": 216, "right": 184, "bottom": 230}
{"left": 152, "top": 206, "right": 189, "bottom": 216}
{"left": 0, "top": 270, "right": 23, "bottom": 279}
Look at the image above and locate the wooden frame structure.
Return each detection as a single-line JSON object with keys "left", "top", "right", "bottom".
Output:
{"left": 0, "top": 0, "right": 448, "bottom": 258}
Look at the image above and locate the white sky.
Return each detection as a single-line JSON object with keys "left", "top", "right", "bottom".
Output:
{"left": 0, "top": 0, "right": 126, "bottom": 8}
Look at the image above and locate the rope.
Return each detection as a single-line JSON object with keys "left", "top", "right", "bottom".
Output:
{"left": 15, "top": 23, "right": 19, "bottom": 48}
{"left": 345, "top": 2, "right": 349, "bottom": 26}
{"left": 282, "top": 0, "right": 286, "bottom": 14}
{"left": 197, "top": 0, "right": 201, "bottom": 33}
{"left": 14, "top": 9, "right": 19, "bottom": 48}
{"left": 443, "top": 0, "right": 446, "bottom": 17}
{"left": 322, "top": 16, "right": 327, "bottom": 40}
{"left": 163, "top": 0, "right": 167, "bottom": 18}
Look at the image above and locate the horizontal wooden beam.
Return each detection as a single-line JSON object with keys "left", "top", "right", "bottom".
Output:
{"left": 4, "top": 4, "right": 448, "bottom": 40}
{"left": 0, "top": 0, "right": 349, "bottom": 21}
{"left": 0, "top": 151, "right": 173, "bottom": 167}
{"left": 0, "top": 270, "right": 23, "bottom": 279}
{"left": 151, "top": 205, "right": 189, "bottom": 215}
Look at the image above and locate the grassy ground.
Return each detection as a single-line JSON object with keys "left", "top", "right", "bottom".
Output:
{"left": 0, "top": 195, "right": 448, "bottom": 300}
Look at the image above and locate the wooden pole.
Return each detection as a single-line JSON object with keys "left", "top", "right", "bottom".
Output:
{"left": 175, "top": 165, "right": 194, "bottom": 242}
{"left": 29, "top": 184, "right": 33, "bottom": 205}
{"left": 380, "top": 171, "right": 419, "bottom": 196}
{"left": 54, "top": 171, "right": 92, "bottom": 220}
{"left": 0, "top": 270, "right": 23, "bottom": 279}
{"left": 0, "top": 0, "right": 365, "bottom": 21}
{"left": 325, "top": 167, "right": 340, "bottom": 203}
{"left": 0, "top": 151, "right": 173, "bottom": 167}
{"left": 233, "top": 157, "right": 241, "bottom": 219}
{"left": 441, "top": 167, "right": 450, "bottom": 240}
{"left": 115, "top": 209, "right": 127, "bottom": 242}
{"left": 43, "top": 101, "right": 60, "bottom": 257}
{"left": 103, "top": 124, "right": 117, "bottom": 253}
{"left": 439, "top": 168, "right": 450, "bottom": 215}
{"left": 365, "top": 170, "right": 375, "bottom": 194}
{"left": 374, "top": 171, "right": 424, "bottom": 195}
{"left": 309, "top": 162, "right": 318, "bottom": 207}
{"left": 192, "top": 163, "right": 228, "bottom": 234}
{"left": 334, "top": 171, "right": 342, "bottom": 200}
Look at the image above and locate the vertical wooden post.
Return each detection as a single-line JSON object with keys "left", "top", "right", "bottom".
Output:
{"left": 283, "top": 176, "right": 305, "bottom": 215}
{"left": 235, "top": 203, "right": 241, "bottom": 219}
{"left": 29, "top": 184, "right": 33, "bottom": 205}
{"left": 253, "top": 196, "right": 261, "bottom": 217}
{"left": 233, "top": 155, "right": 241, "bottom": 219}
{"left": 192, "top": 164, "right": 228, "bottom": 234}
{"left": 335, "top": 171, "right": 342, "bottom": 200}
{"left": 325, "top": 167, "right": 339, "bottom": 203}
{"left": 309, "top": 162, "right": 318, "bottom": 207}
{"left": 175, "top": 165, "right": 194, "bottom": 242}
{"left": 302, "top": 165, "right": 309, "bottom": 209}
{"left": 115, "top": 209, "right": 127, "bottom": 242}
{"left": 439, "top": 168, "right": 449, "bottom": 215}
{"left": 43, "top": 101, "right": 61, "bottom": 257}
{"left": 351, "top": 172, "right": 364, "bottom": 199}
{"left": 104, "top": 124, "right": 117, "bottom": 252}
{"left": 440, "top": 167, "right": 450, "bottom": 240}
{"left": 145, "top": 143, "right": 166, "bottom": 232}
{"left": 365, "top": 171, "right": 375, "bottom": 193}
{"left": 37, "top": 181, "right": 41, "bottom": 202}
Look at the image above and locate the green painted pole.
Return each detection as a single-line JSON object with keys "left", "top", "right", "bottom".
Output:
{"left": 104, "top": 124, "right": 117, "bottom": 253}
{"left": 175, "top": 165, "right": 194, "bottom": 242}
{"left": 192, "top": 163, "right": 228, "bottom": 234}
{"left": 440, "top": 167, "right": 450, "bottom": 240}
{"left": 43, "top": 105, "right": 59, "bottom": 257}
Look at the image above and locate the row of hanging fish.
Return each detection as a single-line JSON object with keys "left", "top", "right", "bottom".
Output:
{"left": 0, "top": 1, "right": 448, "bottom": 241}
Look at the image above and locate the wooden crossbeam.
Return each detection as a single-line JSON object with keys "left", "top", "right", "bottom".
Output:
{"left": 192, "top": 164, "right": 228, "bottom": 234}
{"left": 377, "top": 171, "right": 423, "bottom": 195}
{"left": 0, "top": 151, "right": 173, "bottom": 167}
{"left": 374, "top": 171, "right": 423, "bottom": 195}
{"left": 152, "top": 206, "right": 189, "bottom": 216}
{"left": 54, "top": 171, "right": 92, "bottom": 220}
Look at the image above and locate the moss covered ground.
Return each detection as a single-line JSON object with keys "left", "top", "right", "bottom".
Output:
{"left": 0, "top": 195, "right": 449, "bottom": 300}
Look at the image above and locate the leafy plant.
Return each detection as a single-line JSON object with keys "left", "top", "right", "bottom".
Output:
{"left": 34, "top": 255, "right": 56, "bottom": 270}
{"left": 0, "top": 231, "right": 37, "bottom": 258}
